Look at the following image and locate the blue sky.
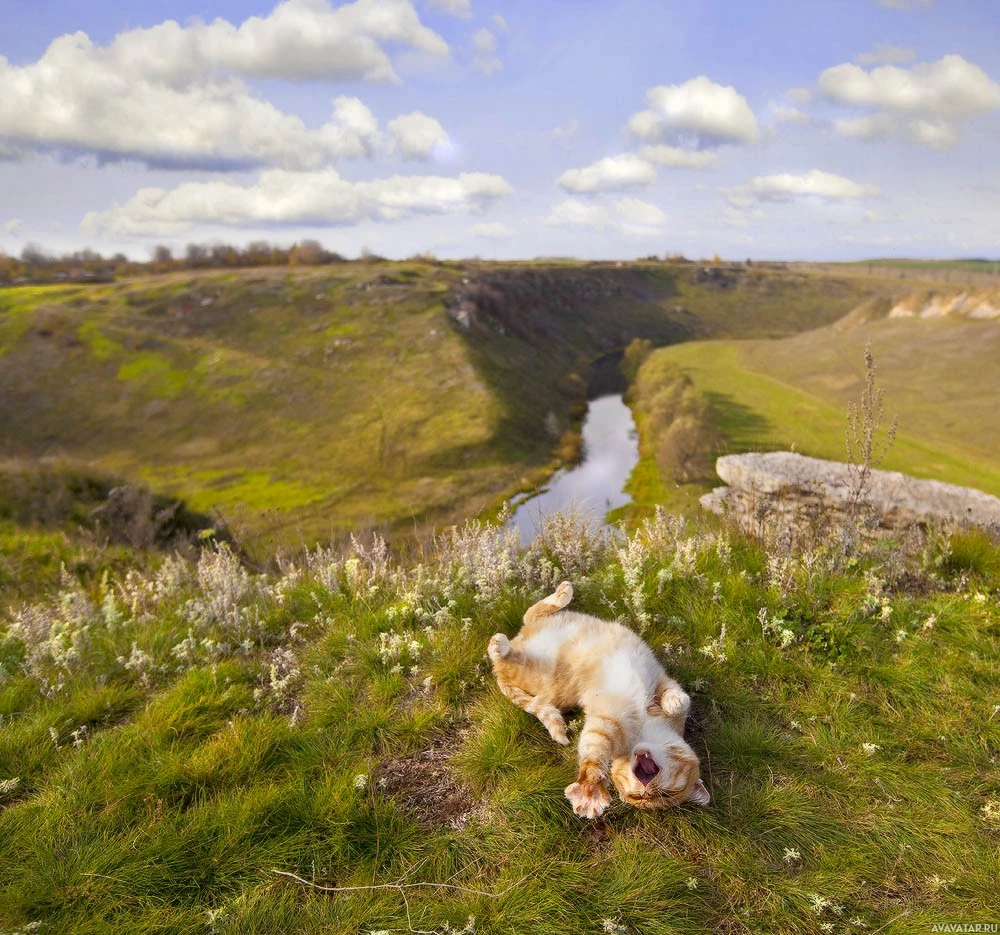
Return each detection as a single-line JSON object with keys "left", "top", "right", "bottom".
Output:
{"left": 1, "top": 0, "right": 998, "bottom": 260}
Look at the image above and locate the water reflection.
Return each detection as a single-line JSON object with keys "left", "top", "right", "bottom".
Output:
{"left": 510, "top": 394, "right": 639, "bottom": 543}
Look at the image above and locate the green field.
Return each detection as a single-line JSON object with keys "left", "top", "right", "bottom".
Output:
{"left": 3, "top": 261, "right": 999, "bottom": 934}
{"left": 632, "top": 311, "right": 1000, "bottom": 514}
{"left": 1, "top": 514, "right": 998, "bottom": 934}
{"left": 0, "top": 262, "right": 893, "bottom": 557}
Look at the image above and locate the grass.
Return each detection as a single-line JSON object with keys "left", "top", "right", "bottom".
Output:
{"left": 629, "top": 318, "right": 1000, "bottom": 514}
{"left": 0, "top": 262, "right": 894, "bottom": 560}
{"left": 0, "top": 513, "right": 997, "bottom": 934}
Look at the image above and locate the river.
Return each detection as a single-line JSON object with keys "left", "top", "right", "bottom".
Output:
{"left": 509, "top": 394, "right": 639, "bottom": 543}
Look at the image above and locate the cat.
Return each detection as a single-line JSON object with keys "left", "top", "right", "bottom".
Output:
{"left": 487, "top": 580, "right": 710, "bottom": 819}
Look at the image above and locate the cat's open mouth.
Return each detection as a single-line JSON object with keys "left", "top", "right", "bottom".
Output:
{"left": 633, "top": 752, "right": 660, "bottom": 785}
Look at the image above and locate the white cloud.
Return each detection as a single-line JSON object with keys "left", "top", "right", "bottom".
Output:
{"left": 3, "top": 218, "right": 23, "bottom": 235}
{"left": 544, "top": 199, "right": 612, "bottom": 230}
{"left": 628, "top": 76, "right": 760, "bottom": 146}
{"left": 614, "top": 197, "right": 666, "bottom": 228}
{"left": 818, "top": 55, "right": 1000, "bottom": 118}
{"left": 471, "top": 27, "right": 501, "bottom": 75}
{"left": 82, "top": 168, "right": 513, "bottom": 235}
{"left": 428, "top": 0, "right": 472, "bottom": 19}
{"left": 64, "top": 0, "right": 447, "bottom": 85}
{"left": 728, "top": 169, "right": 881, "bottom": 206}
{"left": 491, "top": 14, "right": 508, "bottom": 31}
{"left": 472, "top": 221, "right": 514, "bottom": 239}
{"left": 387, "top": 112, "right": 449, "bottom": 159}
{"left": 769, "top": 103, "right": 811, "bottom": 126}
{"left": 834, "top": 113, "right": 900, "bottom": 141}
{"left": 821, "top": 55, "right": 1000, "bottom": 151}
{"left": 0, "top": 1, "right": 455, "bottom": 168}
{"left": 543, "top": 197, "right": 665, "bottom": 236}
{"left": 557, "top": 154, "right": 656, "bottom": 193}
{"left": 909, "top": 118, "right": 960, "bottom": 149}
{"left": 854, "top": 44, "right": 916, "bottom": 66}
{"left": 636, "top": 144, "right": 717, "bottom": 169}
{"left": 0, "top": 55, "right": 385, "bottom": 169}
{"left": 787, "top": 87, "right": 813, "bottom": 105}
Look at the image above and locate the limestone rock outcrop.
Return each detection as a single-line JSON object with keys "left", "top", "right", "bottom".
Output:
{"left": 700, "top": 452, "right": 1000, "bottom": 537}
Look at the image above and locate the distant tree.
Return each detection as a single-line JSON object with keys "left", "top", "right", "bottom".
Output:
{"left": 21, "top": 242, "right": 50, "bottom": 265}
{"left": 185, "top": 243, "right": 208, "bottom": 267}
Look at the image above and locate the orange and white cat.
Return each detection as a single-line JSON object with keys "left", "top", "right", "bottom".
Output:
{"left": 488, "top": 581, "right": 710, "bottom": 819}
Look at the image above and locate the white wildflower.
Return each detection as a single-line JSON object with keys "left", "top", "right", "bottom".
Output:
{"left": 782, "top": 847, "right": 801, "bottom": 863}
{"left": 700, "top": 625, "right": 727, "bottom": 664}
{"left": 353, "top": 774, "right": 368, "bottom": 791}
{"left": 685, "top": 876, "right": 699, "bottom": 889}
{"left": 0, "top": 777, "right": 21, "bottom": 797}
{"left": 862, "top": 742, "right": 881, "bottom": 756}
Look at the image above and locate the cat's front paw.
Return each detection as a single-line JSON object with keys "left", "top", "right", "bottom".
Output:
{"left": 488, "top": 633, "right": 510, "bottom": 661}
{"left": 660, "top": 687, "right": 691, "bottom": 720}
{"left": 564, "top": 781, "right": 611, "bottom": 819}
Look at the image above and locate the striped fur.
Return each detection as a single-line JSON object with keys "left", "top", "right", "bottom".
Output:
{"left": 488, "top": 581, "right": 710, "bottom": 819}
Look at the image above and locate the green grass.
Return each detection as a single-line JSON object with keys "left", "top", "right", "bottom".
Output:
{"left": 631, "top": 319, "right": 1000, "bottom": 514}
{"left": 0, "top": 517, "right": 997, "bottom": 934}
{"left": 0, "top": 262, "right": 895, "bottom": 559}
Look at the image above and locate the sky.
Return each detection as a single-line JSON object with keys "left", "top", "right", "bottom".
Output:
{"left": 1, "top": 0, "right": 999, "bottom": 261}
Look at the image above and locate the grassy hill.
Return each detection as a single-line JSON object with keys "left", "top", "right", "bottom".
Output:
{"left": 2, "top": 262, "right": 999, "bottom": 934}
{"left": 630, "top": 305, "right": 1000, "bottom": 515}
{"left": 0, "top": 262, "right": 892, "bottom": 558}
{"left": 1, "top": 512, "right": 997, "bottom": 934}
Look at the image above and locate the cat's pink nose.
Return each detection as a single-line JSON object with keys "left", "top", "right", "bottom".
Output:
{"left": 634, "top": 752, "right": 660, "bottom": 786}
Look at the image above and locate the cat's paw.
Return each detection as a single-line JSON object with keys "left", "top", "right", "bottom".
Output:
{"left": 660, "top": 687, "right": 691, "bottom": 720}
{"left": 488, "top": 633, "right": 510, "bottom": 661}
{"left": 546, "top": 720, "right": 570, "bottom": 745}
{"left": 564, "top": 781, "right": 611, "bottom": 819}
{"left": 550, "top": 580, "right": 573, "bottom": 610}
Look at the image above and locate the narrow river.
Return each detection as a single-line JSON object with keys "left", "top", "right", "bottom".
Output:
{"left": 510, "top": 394, "right": 639, "bottom": 543}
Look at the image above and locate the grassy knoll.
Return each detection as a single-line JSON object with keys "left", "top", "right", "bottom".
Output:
{"left": 1, "top": 514, "right": 997, "bottom": 934}
{"left": 0, "top": 262, "right": 891, "bottom": 559}
{"left": 630, "top": 314, "right": 1000, "bottom": 514}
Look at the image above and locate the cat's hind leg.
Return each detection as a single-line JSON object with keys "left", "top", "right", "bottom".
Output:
{"left": 487, "top": 636, "right": 570, "bottom": 745}
{"left": 523, "top": 580, "right": 573, "bottom": 624}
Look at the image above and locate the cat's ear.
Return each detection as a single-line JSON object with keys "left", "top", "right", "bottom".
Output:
{"left": 689, "top": 779, "right": 711, "bottom": 806}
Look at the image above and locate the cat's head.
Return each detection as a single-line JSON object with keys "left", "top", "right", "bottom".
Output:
{"left": 609, "top": 740, "right": 710, "bottom": 808}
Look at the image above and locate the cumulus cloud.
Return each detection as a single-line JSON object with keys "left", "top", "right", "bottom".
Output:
{"left": 786, "top": 88, "right": 813, "bottom": 105}
{"left": 769, "top": 103, "right": 811, "bottom": 126}
{"left": 553, "top": 119, "right": 580, "bottom": 142}
{"left": 471, "top": 221, "right": 514, "bottom": 239}
{"left": 834, "top": 113, "right": 900, "bottom": 141}
{"left": 39, "top": 0, "right": 447, "bottom": 86}
{"left": 613, "top": 197, "right": 667, "bottom": 229}
{"left": 557, "top": 154, "right": 656, "bottom": 193}
{"left": 628, "top": 76, "right": 760, "bottom": 146}
{"left": 819, "top": 55, "right": 1000, "bottom": 117}
{"left": 854, "top": 44, "right": 916, "bottom": 66}
{"left": 636, "top": 144, "right": 717, "bottom": 169}
{"left": 0, "top": 52, "right": 388, "bottom": 169}
{"left": 727, "top": 169, "right": 880, "bottom": 207}
{"left": 543, "top": 197, "right": 665, "bottom": 236}
{"left": 387, "top": 112, "right": 449, "bottom": 159}
{"left": 82, "top": 168, "right": 513, "bottom": 235}
{"left": 491, "top": 14, "right": 508, "bottom": 31}
{"left": 471, "top": 28, "right": 501, "bottom": 75}
{"left": 428, "top": 0, "right": 472, "bottom": 20}
{"left": 820, "top": 54, "right": 1000, "bottom": 150}
{"left": 0, "top": 1, "right": 454, "bottom": 168}
{"left": 3, "top": 218, "right": 23, "bottom": 235}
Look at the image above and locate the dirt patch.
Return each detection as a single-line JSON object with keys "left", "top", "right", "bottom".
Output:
{"left": 374, "top": 726, "right": 479, "bottom": 830}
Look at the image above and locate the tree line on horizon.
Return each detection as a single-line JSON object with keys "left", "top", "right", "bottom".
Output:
{"left": 0, "top": 239, "right": 399, "bottom": 286}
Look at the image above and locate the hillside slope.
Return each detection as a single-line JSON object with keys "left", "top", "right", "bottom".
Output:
{"left": 0, "top": 262, "right": 891, "bottom": 551}
{"left": 631, "top": 301, "right": 1000, "bottom": 514}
